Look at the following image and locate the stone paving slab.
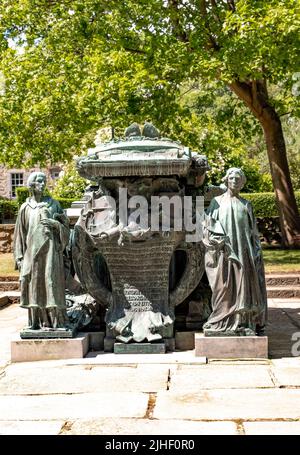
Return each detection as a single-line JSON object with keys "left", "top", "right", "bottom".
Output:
{"left": 272, "top": 358, "right": 300, "bottom": 367}
{"left": 0, "top": 364, "right": 169, "bottom": 394}
{"left": 0, "top": 360, "right": 9, "bottom": 371}
{"left": 0, "top": 420, "right": 64, "bottom": 435}
{"left": 243, "top": 421, "right": 300, "bottom": 435}
{"left": 62, "top": 418, "right": 238, "bottom": 435}
{"left": 69, "top": 351, "right": 207, "bottom": 365}
{"left": 0, "top": 305, "right": 27, "bottom": 362}
{"left": 271, "top": 301, "right": 300, "bottom": 308}
{"left": 207, "top": 359, "right": 271, "bottom": 365}
{"left": 169, "top": 365, "right": 275, "bottom": 390}
{"left": 153, "top": 389, "right": 300, "bottom": 421}
{"left": 270, "top": 367, "right": 300, "bottom": 387}
{"left": 0, "top": 392, "right": 148, "bottom": 420}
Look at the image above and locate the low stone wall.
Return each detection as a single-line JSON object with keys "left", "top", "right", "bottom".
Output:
{"left": 0, "top": 224, "right": 15, "bottom": 253}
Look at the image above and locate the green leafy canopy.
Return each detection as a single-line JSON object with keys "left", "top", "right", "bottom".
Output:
{"left": 0, "top": 1, "right": 299, "bottom": 170}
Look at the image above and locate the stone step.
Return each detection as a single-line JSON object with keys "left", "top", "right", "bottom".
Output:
{"left": 0, "top": 281, "right": 19, "bottom": 291}
{"left": 267, "top": 286, "right": 300, "bottom": 298}
{"left": 0, "top": 294, "right": 8, "bottom": 308}
{"left": 0, "top": 275, "right": 19, "bottom": 282}
{"left": 0, "top": 291, "right": 20, "bottom": 306}
{"left": 265, "top": 274, "right": 300, "bottom": 286}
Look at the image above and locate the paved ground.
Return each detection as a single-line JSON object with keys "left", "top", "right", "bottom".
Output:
{"left": 0, "top": 298, "right": 300, "bottom": 435}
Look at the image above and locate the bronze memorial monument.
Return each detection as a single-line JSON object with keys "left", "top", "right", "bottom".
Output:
{"left": 13, "top": 123, "right": 268, "bottom": 358}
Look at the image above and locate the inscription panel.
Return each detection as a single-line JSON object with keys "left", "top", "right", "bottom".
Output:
{"left": 101, "top": 240, "right": 174, "bottom": 313}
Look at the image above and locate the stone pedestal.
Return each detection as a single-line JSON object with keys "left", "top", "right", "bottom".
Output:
{"left": 11, "top": 333, "right": 89, "bottom": 362}
{"left": 114, "top": 342, "right": 166, "bottom": 354}
{"left": 104, "top": 337, "right": 174, "bottom": 353}
{"left": 104, "top": 336, "right": 115, "bottom": 352}
{"left": 87, "top": 331, "right": 105, "bottom": 351}
{"left": 195, "top": 333, "right": 268, "bottom": 359}
{"left": 164, "top": 338, "right": 175, "bottom": 352}
{"left": 186, "top": 301, "right": 204, "bottom": 330}
{"left": 175, "top": 331, "right": 195, "bottom": 350}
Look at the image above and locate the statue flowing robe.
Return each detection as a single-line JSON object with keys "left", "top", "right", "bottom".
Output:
{"left": 203, "top": 193, "right": 267, "bottom": 334}
{"left": 13, "top": 197, "right": 70, "bottom": 322}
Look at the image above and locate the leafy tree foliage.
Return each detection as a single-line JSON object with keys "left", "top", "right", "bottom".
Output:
{"left": 0, "top": 0, "right": 299, "bottom": 244}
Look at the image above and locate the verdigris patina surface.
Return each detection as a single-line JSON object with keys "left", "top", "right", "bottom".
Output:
{"left": 73, "top": 123, "right": 209, "bottom": 346}
{"left": 203, "top": 167, "right": 268, "bottom": 336}
{"left": 13, "top": 172, "right": 74, "bottom": 338}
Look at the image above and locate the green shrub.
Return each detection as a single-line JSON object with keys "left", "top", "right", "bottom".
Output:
{"left": 15, "top": 187, "right": 75, "bottom": 211}
{"left": 56, "top": 197, "right": 77, "bottom": 209}
{"left": 16, "top": 187, "right": 30, "bottom": 205}
{"left": 52, "top": 162, "right": 89, "bottom": 199}
{"left": 241, "top": 191, "right": 300, "bottom": 217}
{"left": 0, "top": 200, "right": 18, "bottom": 222}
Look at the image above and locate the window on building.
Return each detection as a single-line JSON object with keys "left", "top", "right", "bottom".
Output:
{"left": 11, "top": 173, "right": 24, "bottom": 197}
{"left": 51, "top": 171, "right": 60, "bottom": 179}
{"left": 50, "top": 167, "right": 61, "bottom": 180}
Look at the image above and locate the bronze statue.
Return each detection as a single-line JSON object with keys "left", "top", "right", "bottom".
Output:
{"left": 13, "top": 172, "right": 71, "bottom": 334}
{"left": 203, "top": 167, "right": 267, "bottom": 336}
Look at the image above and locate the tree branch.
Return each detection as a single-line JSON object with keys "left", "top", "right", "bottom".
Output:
{"left": 227, "top": 0, "right": 236, "bottom": 12}
{"left": 228, "top": 80, "right": 253, "bottom": 110}
{"left": 179, "top": 83, "right": 200, "bottom": 99}
{"left": 123, "top": 47, "right": 146, "bottom": 55}
{"left": 209, "top": 0, "right": 222, "bottom": 25}
{"left": 199, "top": 0, "right": 220, "bottom": 51}
{"left": 167, "top": 0, "right": 190, "bottom": 43}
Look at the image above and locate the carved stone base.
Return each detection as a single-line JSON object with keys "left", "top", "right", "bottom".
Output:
{"left": 175, "top": 331, "right": 195, "bottom": 351}
{"left": 86, "top": 331, "right": 105, "bottom": 351}
{"left": 11, "top": 333, "right": 89, "bottom": 362}
{"left": 195, "top": 333, "right": 268, "bottom": 359}
{"left": 20, "top": 327, "right": 76, "bottom": 339}
{"left": 164, "top": 338, "right": 175, "bottom": 352}
{"left": 203, "top": 328, "right": 256, "bottom": 337}
{"left": 104, "top": 336, "right": 174, "bottom": 353}
{"left": 114, "top": 342, "right": 166, "bottom": 354}
{"left": 104, "top": 336, "right": 115, "bottom": 353}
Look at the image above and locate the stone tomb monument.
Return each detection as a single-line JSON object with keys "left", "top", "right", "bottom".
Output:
{"left": 11, "top": 124, "right": 268, "bottom": 360}
{"left": 72, "top": 123, "right": 209, "bottom": 353}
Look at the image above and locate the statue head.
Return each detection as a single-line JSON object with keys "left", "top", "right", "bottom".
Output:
{"left": 27, "top": 172, "right": 47, "bottom": 195}
{"left": 222, "top": 167, "right": 246, "bottom": 192}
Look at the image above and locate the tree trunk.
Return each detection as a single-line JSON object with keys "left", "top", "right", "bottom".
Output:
{"left": 229, "top": 80, "right": 300, "bottom": 248}
{"left": 261, "top": 114, "right": 300, "bottom": 247}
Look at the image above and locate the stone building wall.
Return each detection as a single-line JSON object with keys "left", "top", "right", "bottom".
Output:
{"left": 0, "top": 224, "right": 14, "bottom": 253}
{"left": 0, "top": 165, "right": 62, "bottom": 199}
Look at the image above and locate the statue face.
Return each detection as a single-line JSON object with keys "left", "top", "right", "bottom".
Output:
{"left": 33, "top": 174, "right": 46, "bottom": 194}
{"left": 227, "top": 172, "right": 243, "bottom": 192}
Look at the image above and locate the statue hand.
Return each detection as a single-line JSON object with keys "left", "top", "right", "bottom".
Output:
{"left": 17, "top": 259, "right": 23, "bottom": 272}
{"left": 41, "top": 218, "right": 59, "bottom": 230}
